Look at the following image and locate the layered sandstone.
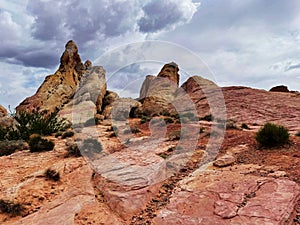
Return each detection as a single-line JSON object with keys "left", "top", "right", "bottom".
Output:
{"left": 16, "top": 40, "right": 86, "bottom": 113}
{"left": 139, "top": 62, "right": 180, "bottom": 116}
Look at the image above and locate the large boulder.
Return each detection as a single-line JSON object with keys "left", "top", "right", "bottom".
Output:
{"left": 16, "top": 40, "right": 86, "bottom": 114}
{"left": 101, "top": 90, "right": 120, "bottom": 119}
{"left": 59, "top": 66, "right": 107, "bottom": 125}
{"left": 177, "top": 75, "right": 225, "bottom": 119}
{"left": 139, "top": 62, "right": 180, "bottom": 116}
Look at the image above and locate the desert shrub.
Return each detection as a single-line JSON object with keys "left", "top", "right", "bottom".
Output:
{"left": 0, "top": 126, "right": 8, "bottom": 140}
{"left": 164, "top": 117, "right": 174, "bottom": 124}
{"left": 12, "top": 110, "right": 68, "bottom": 141}
{"left": 29, "top": 134, "right": 55, "bottom": 152}
{"left": 0, "top": 140, "right": 28, "bottom": 156}
{"left": 45, "top": 168, "right": 60, "bottom": 181}
{"left": 199, "top": 127, "right": 205, "bottom": 133}
{"left": 241, "top": 123, "right": 250, "bottom": 129}
{"left": 0, "top": 199, "right": 24, "bottom": 216}
{"left": 226, "top": 119, "right": 238, "bottom": 130}
{"left": 81, "top": 138, "right": 103, "bottom": 157}
{"left": 201, "top": 114, "right": 213, "bottom": 122}
{"left": 65, "top": 143, "right": 81, "bottom": 157}
{"left": 160, "top": 110, "right": 170, "bottom": 117}
{"left": 61, "top": 130, "right": 74, "bottom": 139}
{"left": 140, "top": 116, "right": 151, "bottom": 124}
{"left": 131, "top": 126, "right": 140, "bottom": 134}
{"left": 158, "top": 153, "right": 168, "bottom": 159}
{"left": 255, "top": 123, "right": 289, "bottom": 147}
{"left": 168, "top": 130, "right": 181, "bottom": 141}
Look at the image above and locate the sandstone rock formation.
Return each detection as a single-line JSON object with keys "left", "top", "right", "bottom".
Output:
{"left": 16, "top": 40, "right": 86, "bottom": 113}
{"left": 222, "top": 86, "right": 300, "bottom": 132}
{"left": 59, "top": 66, "right": 107, "bottom": 124}
{"left": 139, "top": 62, "right": 180, "bottom": 116}
{"left": 269, "top": 85, "right": 289, "bottom": 92}
{"left": 177, "top": 75, "right": 225, "bottom": 119}
{"left": 0, "top": 105, "right": 7, "bottom": 118}
{"left": 157, "top": 62, "right": 179, "bottom": 85}
{"left": 101, "top": 90, "right": 119, "bottom": 119}
{"left": 0, "top": 105, "right": 13, "bottom": 128}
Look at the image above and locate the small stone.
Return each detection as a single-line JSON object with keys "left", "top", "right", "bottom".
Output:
{"left": 213, "top": 155, "right": 236, "bottom": 167}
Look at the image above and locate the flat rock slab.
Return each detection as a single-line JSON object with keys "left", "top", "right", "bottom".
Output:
{"left": 153, "top": 164, "right": 300, "bottom": 224}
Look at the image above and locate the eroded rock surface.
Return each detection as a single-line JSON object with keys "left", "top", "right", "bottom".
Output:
{"left": 153, "top": 165, "right": 300, "bottom": 225}
{"left": 16, "top": 40, "right": 86, "bottom": 114}
{"left": 59, "top": 66, "right": 107, "bottom": 124}
{"left": 139, "top": 62, "right": 180, "bottom": 116}
{"left": 222, "top": 86, "right": 300, "bottom": 132}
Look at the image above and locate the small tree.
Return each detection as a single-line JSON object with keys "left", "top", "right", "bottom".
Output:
{"left": 255, "top": 123, "right": 289, "bottom": 148}
{"left": 13, "top": 110, "right": 68, "bottom": 141}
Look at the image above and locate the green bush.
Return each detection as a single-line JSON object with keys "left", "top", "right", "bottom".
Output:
{"left": 65, "top": 143, "right": 81, "bottom": 157}
{"left": 164, "top": 117, "right": 174, "bottom": 124}
{"left": 140, "top": 116, "right": 151, "bottom": 124}
{"left": 158, "top": 153, "right": 168, "bottom": 159}
{"left": 12, "top": 110, "right": 68, "bottom": 141}
{"left": 201, "top": 114, "right": 214, "bottom": 122}
{"left": 255, "top": 123, "right": 289, "bottom": 147}
{"left": 0, "top": 199, "right": 23, "bottom": 216}
{"left": 29, "top": 134, "right": 55, "bottom": 152}
{"left": 45, "top": 168, "right": 60, "bottom": 181}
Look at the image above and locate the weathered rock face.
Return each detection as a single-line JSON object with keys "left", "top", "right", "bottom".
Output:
{"left": 16, "top": 40, "right": 86, "bottom": 113}
{"left": 222, "top": 86, "right": 300, "bottom": 132}
{"left": 59, "top": 66, "right": 107, "bottom": 124}
{"left": 139, "top": 63, "right": 180, "bottom": 116}
{"left": 109, "top": 98, "right": 142, "bottom": 121}
{"left": 269, "top": 85, "right": 289, "bottom": 92}
{"left": 0, "top": 137, "right": 124, "bottom": 225}
{"left": 157, "top": 62, "right": 179, "bottom": 86}
{"left": 0, "top": 105, "right": 7, "bottom": 118}
{"left": 101, "top": 90, "right": 119, "bottom": 119}
{"left": 178, "top": 75, "right": 226, "bottom": 119}
{"left": 153, "top": 165, "right": 300, "bottom": 224}
{"left": 179, "top": 77, "right": 300, "bottom": 132}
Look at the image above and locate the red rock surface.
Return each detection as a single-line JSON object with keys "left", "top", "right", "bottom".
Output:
{"left": 181, "top": 76, "right": 300, "bottom": 133}
{"left": 153, "top": 166, "right": 300, "bottom": 224}
{"left": 222, "top": 86, "right": 300, "bottom": 132}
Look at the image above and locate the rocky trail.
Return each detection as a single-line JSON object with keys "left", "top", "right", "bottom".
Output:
{"left": 130, "top": 142, "right": 205, "bottom": 224}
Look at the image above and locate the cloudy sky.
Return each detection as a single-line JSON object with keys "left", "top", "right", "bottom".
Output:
{"left": 0, "top": 0, "right": 300, "bottom": 109}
